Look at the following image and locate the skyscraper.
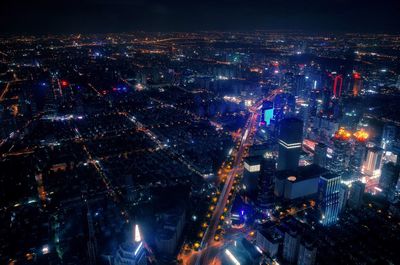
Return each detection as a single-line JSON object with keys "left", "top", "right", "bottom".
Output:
{"left": 362, "top": 146, "right": 383, "bottom": 177}
{"left": 243, "top": 156, "right": 262, "bottom": 196}
{"left": 293, "top": 74, "right": 306, "bottom": 97}
{"left": 352, "top": 72, "right": 362, "bottom": 97}
{"left": 348, "top": 181, "right": 365, "bottom": 209}
{"left": 256, "top": 227, "right": 282, "bottom": 258}
{"left": 261, "top": 101, "right": 274, "bottom": 126}
{"left": 350, "top": 139, "right": 367, "bottom": 173}
{"left": 338, "top": 183, "right": 350, "bottom": 213}
{"left": 381, "top": 123, "right": 396, "bottom": 150}
{"left": 332, "top": 73, "right": 343, "bottom": 98}
{"left": 297, "top": 240, "right": 317, "bottom": 265}
{"left": 330, "top": 135, "right": 352, "bottom": 175}
{"left": 318, "top": 173, "right": 341, "bottom": 226}
{"left": 283, "top": 228, "right": 301, "bottom": 263}
{"left": 277, "top": 118, "right": 303, "bottom": 171}
{"left": 314, "top": 143, "right": 327, "bottom": 168}
{"left": 379, "top": 162, "right": 400, "bottom": 199}
{"left": 114, "top": 225, "right": 147, "bottom": 265}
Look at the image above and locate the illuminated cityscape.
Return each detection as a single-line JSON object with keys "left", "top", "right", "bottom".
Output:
{"left": 1, "top": 1, "right": 400, "bottom": 265}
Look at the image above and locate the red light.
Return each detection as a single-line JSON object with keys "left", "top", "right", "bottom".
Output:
{"left": 61, "top": 80, "right": 68, "bottom": 87}
{"left": 332, "top": 75, "right": 343, "bottom": 98}
{"left": 353, "top": 72, "right": 361, "bottom": 80}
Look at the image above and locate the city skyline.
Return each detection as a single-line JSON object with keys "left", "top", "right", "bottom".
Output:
{"left": 1, "top": 0, "right": 400, "bottom": 34}
{"left": 1, "top": 3, "right": 400, "bottom": 265}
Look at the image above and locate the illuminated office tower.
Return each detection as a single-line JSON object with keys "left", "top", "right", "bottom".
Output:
{"left": 260, "top": 101, "right": 274, "bottom": 126}
{"left": 352, "top": 72, "right": 362, "bottom": 97}
{"left": 318, "top": 173, "right": 341, "bottom": 226}
{"left": 348, "top": 181, "right": 365, "bottom": 209}
{"left": 330, "top": 134, "right": 352, "bottom": 175}
{"left": 314, "top": 143, "right": 327, "bottom": 168}
{"left": 362, "top": 146, "right": 383, "bottom": 177}
{"left": 277, "top": 118, "right": 303, "bottom": 171}
{"left": 381, "top": 123, "right": 396, "bottom": 150}
{"left": 333, "top": 74, "right": 343, "bottom": 98}
{"left": 331, "top": 73, "right": 343, "bottom": 98}
{"left": 114, "top": 225, "right": 147, "bottom": 265}
{"left": 243, "top": 156, "right": 262, "bottom": 195}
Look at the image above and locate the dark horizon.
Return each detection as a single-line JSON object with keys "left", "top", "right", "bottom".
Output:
{"left": 1, "top": 0, "right": 400, "bottom": 35}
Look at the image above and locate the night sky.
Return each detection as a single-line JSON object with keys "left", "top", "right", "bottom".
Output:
{"left": 1, "top": 0, "right": 399, "bottom": 34}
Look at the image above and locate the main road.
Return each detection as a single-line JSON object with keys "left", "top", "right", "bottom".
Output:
{"left": 192, "top": 89, "right": 280, "bottom": 265}
{"left": 195, "top": 111, "right": 259, "bottom": 265}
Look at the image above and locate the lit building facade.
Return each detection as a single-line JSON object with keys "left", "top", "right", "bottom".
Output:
{"left": 362, "top": 146, "right": 383, "bottom": 177}
{"left": 114, "top": 225, "right": 147, "bottom": 265}
{"left": 318, "top": 173, "right": 341, "bottom": 226}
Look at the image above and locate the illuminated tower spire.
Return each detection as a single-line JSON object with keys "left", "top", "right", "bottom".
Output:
{"left": 134, "top": 224, "right": 141, "bottom": 242}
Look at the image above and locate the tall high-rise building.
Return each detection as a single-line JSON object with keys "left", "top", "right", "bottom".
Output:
{"left": 330, "top": 136, "right": 352, "bottom": 175}
{"left": 256, "top": 227, "right": 282, "bottom": 258}
{"left": 297, "top": 240, "right": 317, "bottom": 265}
{"left": 362, "top": 146, "right": 383, "bottom": 177}
{"left": 332, "top": 73, "right": 343, "bottom": 98}
{"left": 114, "top": 225, "right": 147, "bottom": 265}
{"left": 352, "top": 72, "right": 362, "bottom": 97}
{"left": 257, "top": 158, "right": 276, "bottom": 208}
{"left": 318, "top": 173, "right": 341, "bottom": 226}
{"left": 277, "top": 118, "right": 303, "bottom": 171}
{"left": 314, "top": 143, "right": 327, "bottom": 168}
{"left": 381, "top": 123, "right": 396, "bottom": 150}
{"left": 293, "top": 74, "right": 306, "bottom": 97}
{"left": 338, "top": 183, "right": 350, "bottom": 213}
{"left": 379, "top": 162, "right": 400, "bottom": 199}
{"left": 243, "top": 156, "right": 262, "bottom": 196}
{"left": 283, "top": 228, "right": 301, "bottom": 263}
{"left": 350, "top": 140, "right": 367, "bottom": 173}
{"left": 348, "top": 181, "right": 365, "bottom": 209}
{"left": 261, "top": 101, "right": 274, "bottom": 126}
